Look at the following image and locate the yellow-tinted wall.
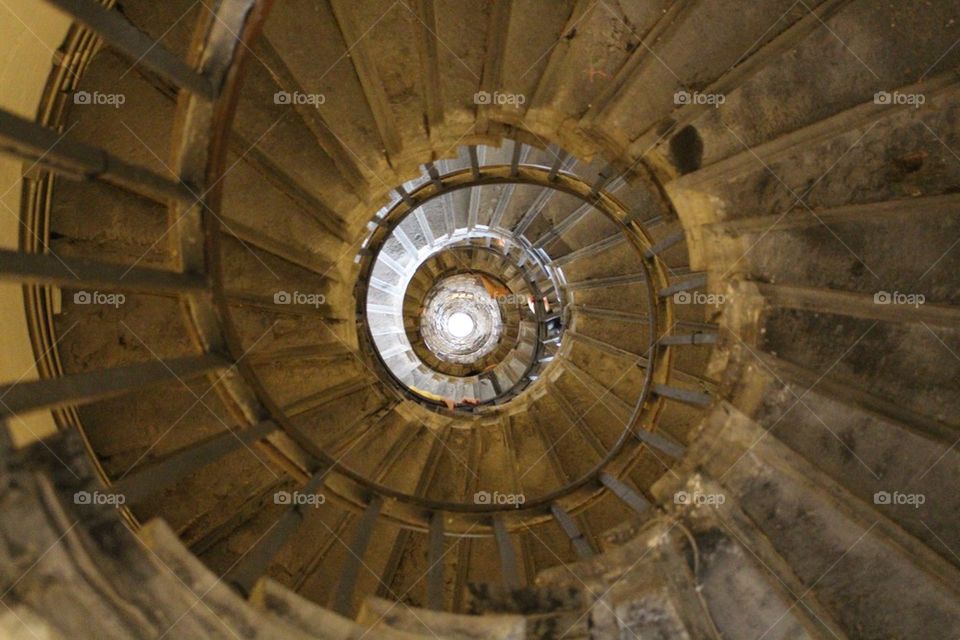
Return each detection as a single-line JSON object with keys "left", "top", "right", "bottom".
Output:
{"left": 0, "top": 1, "right": 71, "bottom": 445}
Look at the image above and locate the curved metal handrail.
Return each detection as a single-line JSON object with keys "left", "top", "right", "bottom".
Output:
{"left": 12, "top": 1, "right": 685, "bottom": 536}
{"left": 360, "top": 223, "right": 562, "bottom": 410}
{"left": 215, "top": 163, "right": 677, "bottom": 528}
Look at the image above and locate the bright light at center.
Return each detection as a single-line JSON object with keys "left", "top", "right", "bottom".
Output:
{"left": 447, "top": 311, "right": 475, "bottom": 338}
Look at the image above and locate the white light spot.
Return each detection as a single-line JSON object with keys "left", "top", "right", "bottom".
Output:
{"left": 447, "top": 312, "right": 475, "bottom": 338}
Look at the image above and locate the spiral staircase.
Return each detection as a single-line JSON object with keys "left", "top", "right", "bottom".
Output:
{"left": 0, "top": 0, "right": 959, "bottom": 638}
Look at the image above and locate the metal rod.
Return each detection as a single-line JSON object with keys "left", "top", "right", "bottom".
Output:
{"left": 574, "top": 305, "right": 651, "bottom": 325}
{"left": 112, "top": 420, "right": 277, "bottom": 503}
{"left": 492, "top": 515, "right": 522, "bottom": 590}
{"left": 562, "top": 272, "right": 647, "bottom": 291}
{"left": 468, "top": 145, "right": 481, "bottom": 179}
{"left": 659, "top": 333, "right": 719, "bottom": 346}
{"left": 247, "top": 342, "right": 354, "bottom": 365}
{"left": 552, "top": 233, "right": 626, "bottom": 267}
{"left": 512, "top": 188, "right": 553, "bottom": 235}
{"left": 652, "top": 384, "right": 712, "bottom": 408}
{"left": 283, "top": 377, "right": 374, "bottom": 417}
{"left": 426, "top": 511, "right": 446, "bottom": 610}
{"left": 590, "top": 165, "right": 617, "bottom": 196}
{"left": 396, "top": 185, "right": 415, "bottom": 207}
{"left": 548, "top": 149, "right": 568, "bottom": 181}
{"left": 0, "top": 354, "right": 228, "bottom": 418}
{"left": 659, "top": 272, "right": 709, "bottom": 297}
{"left": 0, "top": 108, "right": 195, "bottom": 204}
{"left": 510, "top": 140, "right": 523, "bottom": 177}
{"left": 634, "top": 425, "right": 688, "bottom": 458}
{"left": 42, "top": 0, "right": 216, "bottom": 98}
{"left": 550, "top": 503, "right": 594, "bottom": 559}
{"left": 643, "top": 230, "right": 685, "bottom": 258}
{"left": 533, "top": 203, "right": 592, "bottom": 248}
{"left": 225, "top": 471, "right": 327, "bottom": 595}
{"left": 599, "top": 472, "right": 651, "bottom": 514}
{"left": 426, "top": 162, "right": 443, "bottom": 188}
{"left": 0, "top": 248, "right": 207, "bottom": 294}
{"left": 333, "top": 496, "right": 384, "bottom": 615}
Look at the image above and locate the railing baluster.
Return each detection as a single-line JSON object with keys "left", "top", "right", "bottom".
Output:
{"left": 659, "top": 333, "right": 719, "bottom": 346}
{"left": 562, "top": 272, "right": 648, "bottom": 291}
{"left": 590, "top": 165, "right": 617, "bottom": 196}
{"left": 652, "top": 384, "right": 712, "bottom": 408}
{"left": 0, "top": 109, "right": 195, "bottom": 204}
{"left": 225, "top": 470, "right": 327, "bottom": 595}
{"left": 634, "top": 426, "right": 688, "bottom": 458}
{"left": 468, "top": 145, "right": 481, "bottom": 180}
{"left": 0, "top": 354, "right": 229, "bottom": 418}
{"left": 0, "top": 248, "right": 207, "bottom": 294}
{"left": 112, "top": 420, "right": 277, "bottom": 503}
{"left": 514, "top": 187, "right": 554, "bottom": 236}
{"left": 574, "top": 305, "right": 651, "bottom": 325}
{"left": 548, "top": 149, "right": 568, "bottom": 181}
{"left": 509, "top": 140, "right": 523, "bottom": 177}
{"left": 550, "top": 503, "right": 594, "bottom": 559}
{"left": 643, "top": 230, "right": 686, "bottom": 258}
{"left": 333, "top": 496, "right": 384, "bottom": 615}
{"left": 246, "top": 342, "right": 354, "bottom": 366}
{"left": 425, "top": 162, "right": 443, "bottom": 188}
{"left": 396, "top": 185, "right": 415, "bottom": 207}
{"left": 533, "top": 202, "right": 592, "bottom": 248}
{"left": 492, "top": 515, "right": 522, "bottom": 591}
{"left": 659, "top": 272, "right": 709, "bottom": 297}
{"left": 43, "top": 0, "right": 215, "bottom": 98}
{"left": 552, "top": 233, "right": 626, "bottom": 267}
{"left": 599, "top": 472, "right": 651, "bottom": 514}
{"left": 426, "top": 511, "right": 446, "bottom": 610}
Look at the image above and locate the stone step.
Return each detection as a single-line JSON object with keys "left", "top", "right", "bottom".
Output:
{"left": 140, "top": 519, "right": 324, "bottom": 638}
{"left": 676, "top": 403, "right": 960, "bottom": 638}
{"left": 728, "top": 353, "right": 960, "bottom": 570}
{"left": 585, "top": 0, "right": 820, "bottom": 157}
{"left": 669, "top": 73, "right": 960, "bottom": 223}
{"left": 470, "top": 583, "right": 589, "bottom": 638}
{"left": 657, "top": 473, "right": 846, "bottom": 639}
{"left": 262, "top": 0, "right": 396, "bottom": 185}
{"left": 250, "top": 578, "right": 428, "bottom": 639}
{"left": 689, "top": 0, "right": 960, "bottom": 168}
{"left": 356, "top": 596, "right": 526, "bottom": 639}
